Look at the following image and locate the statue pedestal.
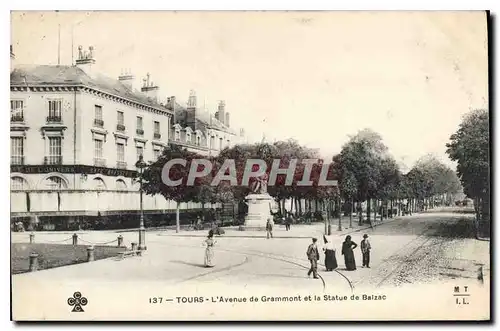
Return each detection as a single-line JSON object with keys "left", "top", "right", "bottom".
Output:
{"left": 243, "top": 193, "right": 274, "bottom": 230}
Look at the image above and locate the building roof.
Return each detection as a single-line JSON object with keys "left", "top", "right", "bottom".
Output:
{"left": 171, "top": 102, "right": 237, "bottom": 135}
{"left": 10, "top": 65, "right": 171, "bottom": 113}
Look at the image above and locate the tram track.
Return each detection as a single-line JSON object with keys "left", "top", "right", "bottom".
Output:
{"left": 159, "top": 241, "right": 355, "bottom": 292}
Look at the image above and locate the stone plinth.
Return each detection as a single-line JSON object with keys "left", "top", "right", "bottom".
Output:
{"left": 243, "top": 193, "right": 275, "bottom": 229}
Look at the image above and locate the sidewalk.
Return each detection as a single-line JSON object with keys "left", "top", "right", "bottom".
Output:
{"left": 156, "top": 216, "right": 400, "bottom": 239}
{"left": 11, "top": 215, "right": 402, "bottom": 245}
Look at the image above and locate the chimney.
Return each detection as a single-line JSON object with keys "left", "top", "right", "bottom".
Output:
{"left": 75, "top": 45, "right": 96, "bottom": 75}
{"left": 141, "top": 72, "right": 159, "bottom": 102}
{"left": 10, "top": 45, "right": 15, "bottom": 72}
{"left": 217, "top": 100, "right": 226, "bottom": 125}
{"left": 187, "top": 90, "right": 197, "bottom": 109}
{"left": 225, "top": 112, "right": 230, "bottom": 127}
{"left": 118, "top": 68, "right": 135, "bottom": 89}
{"left": 186, "top": 90, "right": 197, "bottom": 129}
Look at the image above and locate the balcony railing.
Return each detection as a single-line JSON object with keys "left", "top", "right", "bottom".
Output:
{"left": 116, "top": 161, "right": 127, "bottom": 169}
{"left": 94, "top": 119, "right": 104, "bottom": 128}
{"left": 94, "top": 158, "right": 107, "bottom": 167}
{"left": 11, "top": 156, "right": 24, "bottom": 165}
{"left": 153, "top": 132, "right": 161, "bottom": 140}
{"left": 116, "top": 124, "right": 126, "bottom": 132}
{"left": 46, "top": 115, "right": 62, "bottom": 123}
{"left": 10, "top": 115, "right": 24, "bottom": 123}
{"left": 44, "top": 156, "right": 63, "bottom": 165}
{"left": 136, "top": 128, "right": 144, "bottom": 136}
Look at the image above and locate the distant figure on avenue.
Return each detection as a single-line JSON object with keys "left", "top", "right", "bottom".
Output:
{"left": 306, "top": 238, "right": 320, "bottom": 279}
{"left": 323, "top": 235, "right": 338, "bottom": 271}
{"left": 341, "top": 235, "right": 358, "bottom": 271}
{"left": 361, "top": 234, "right": 371, "bottom": 268}
{"left": 285, "top": 213, "right": 292, "bottom": 231}
{"left": 266, "top": 218, "right": 274, "bottom": 239}
{"left": 204, "top": 230, "right": 217, "bottom": 267}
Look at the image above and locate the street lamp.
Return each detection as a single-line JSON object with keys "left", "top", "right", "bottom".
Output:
{"left": 135, "top": 154, "right": 147, "bottom": 251}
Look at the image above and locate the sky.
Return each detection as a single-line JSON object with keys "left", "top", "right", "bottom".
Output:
{"left": 10, "top": 11, "right": 488, "bottom": 171}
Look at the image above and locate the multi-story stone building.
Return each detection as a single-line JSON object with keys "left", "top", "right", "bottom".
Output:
{"left": 167, "top": 91, "right": 242, "bottom": 156}
{"left": 10, "top": 46, "right": 219, "bottom": 231}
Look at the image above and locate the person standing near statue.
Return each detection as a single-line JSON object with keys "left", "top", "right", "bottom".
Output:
{"left": 361, "top": 234, "right": 371, "bottom": 268}
{"left": 306, "top": 238, "right": 320, "bottom": 279}
{"left": 204, "top": 230, "right": 217, "bottom": 267}
{"left": 266, "top": 217, "right": 274, "bottom": 239}
{"left": 341, "top": 235, "right": 358, "bottom": 271}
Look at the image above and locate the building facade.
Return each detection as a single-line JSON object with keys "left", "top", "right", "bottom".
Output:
{"left": 167, "top": 91, "right": 243, "bottom": 156}
{"left": 10, "top": 46, "right": 221, "bottom": 231}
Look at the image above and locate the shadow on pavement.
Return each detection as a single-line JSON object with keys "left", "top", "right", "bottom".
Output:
{"left": 170, "top": 260, "right": 206, "bottom": 268}
{"left": 426, "top": 217, "right": 476, "bottom": 239}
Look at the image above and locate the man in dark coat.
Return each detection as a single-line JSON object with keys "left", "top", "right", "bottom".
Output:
{"left": 306, "top": 238, "right": 320, "bottom": 279}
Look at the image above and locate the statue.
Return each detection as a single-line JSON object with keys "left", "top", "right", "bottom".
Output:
{"left": 78, "top": 45, "right": 83, "bottom": 60}
{"left": 88, "top": 46, "right": 94, "bottom": 59}
{"left": 251, "top": 173, "right": 269, "bottom": 194}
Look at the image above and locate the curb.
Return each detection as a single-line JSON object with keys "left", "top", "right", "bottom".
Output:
{"left": 156, "top": 217, "right": 402, "bottom": 239}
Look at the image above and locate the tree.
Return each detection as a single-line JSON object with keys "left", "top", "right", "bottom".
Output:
{"left": 335, "top": 128, "right": 390, "bottom": 225}
{"left": 141, "top": 144, "right": 213, "bottom": 233}
{"left": 446, "top": 109, "right": 490, "bottom": 236}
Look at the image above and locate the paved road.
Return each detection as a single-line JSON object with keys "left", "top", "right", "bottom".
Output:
{"left": 13, "top": 209, "right": 489, "bottom": 294}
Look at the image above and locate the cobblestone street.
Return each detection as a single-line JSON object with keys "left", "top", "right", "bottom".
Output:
{"left": 12, "top": 209, "right": 489, "bottom": 292}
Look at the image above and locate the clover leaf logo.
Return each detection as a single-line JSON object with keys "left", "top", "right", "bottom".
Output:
{"left": 67, "top": 291, "right": 88, "bottom": 312}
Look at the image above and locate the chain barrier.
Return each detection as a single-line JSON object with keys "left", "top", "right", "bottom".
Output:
{"left": 26, "top": 234, "right": 119, "bottom": 246}
{"left": 38, "top": 236, "right": 73, "bottom": 243}
{"left": 78, "top": 238, "right": 119, "bottom": 246}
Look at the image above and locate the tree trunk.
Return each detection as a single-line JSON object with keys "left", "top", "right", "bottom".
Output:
{"left": 349, "top": 198, "right": 354, "bottom": 228}
{"left": 176, "top": 201, "right": 181, "bottom": 233}
{"left": 367, "top": 199, "right": 371, "bottom": 224}
{"left": 380, "top": 200, "right": 385, "bottom": 222}
{"left": 337, "top": 196, "right": 342, "bottom": 231}
{"left": 358, "top": 201, "right": 363, "bottom": 226}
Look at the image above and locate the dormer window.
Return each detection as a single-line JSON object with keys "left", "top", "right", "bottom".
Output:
{"left": 186, "top": 132, "right": 192, "bottom": 143}
{"left": 175, "top": 129, "right": 180, "bottom": 141}
{"left": 196, "top": 135, "right": 201, "bottom": 146}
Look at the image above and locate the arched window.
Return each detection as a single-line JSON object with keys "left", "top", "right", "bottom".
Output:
{"left": 44, "top": 176, "right": 67, "bottom": 190}
{"left": 93, "top": 178, "right": 106, "bottom": 190}
{"left": 11, "top": 176, "right": 27, "bottom": 190}
{"left": 116, "top": 179, "right": 127, "bottom": 191}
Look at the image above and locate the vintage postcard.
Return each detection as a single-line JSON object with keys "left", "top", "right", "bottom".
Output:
{"left": 10, "top": 10, "right": 490, "bottom": 321}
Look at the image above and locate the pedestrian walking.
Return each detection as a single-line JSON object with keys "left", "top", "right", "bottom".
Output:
{"left": 322, "top": 235, "right": 338, "bottom": 271}
{"left": 361, "top": 234, "right": 371, "bottom": 268}
{"left": 266, "top": 218, "right": 274, "bottom": 239}
{"left": 341, "top": 235, "right": 358, "bottom": 271}
{"left": 204, "top": 230, "right": 217, "bottom": 267}
{"left": 306, "top": 238, "right": 320, "bottom": 279}
{"left": 285, "top": 213, "right": 292, "bottom": 231}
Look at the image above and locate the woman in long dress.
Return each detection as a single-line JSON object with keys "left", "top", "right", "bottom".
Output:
{"left": 341, "top": 235, "right": 358, "bottom": 271}
{"left": 204, "top": 230, "right": 216, "bottom": 267}
{"left": 323, "top": 235, "right": 338, "bottom": 271}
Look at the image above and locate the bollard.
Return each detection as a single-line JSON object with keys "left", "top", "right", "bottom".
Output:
{"left": 117, "top": 235, "right": 123, "bottom": 247}
{"left": 72, "top": 233, "right": 78, "bottom": 246}
{"left": 131, "top": 242, "right": 137, "bottom": 251}
{"left": 29, "top": 232, "right": 35, "bottom": 244}
{"left": 86, "top": 246, "right": 95, "bottom": 262}
{"left": 29, "top": 253, "right": 39, "bottom": 272}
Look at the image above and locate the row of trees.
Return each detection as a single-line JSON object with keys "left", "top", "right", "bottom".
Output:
{"left": 141, "top": 127, "right": 464, "bottom": 232}
{"left": 446, "top": 108, "right": 490, "bottom": 237}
